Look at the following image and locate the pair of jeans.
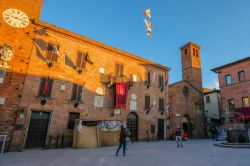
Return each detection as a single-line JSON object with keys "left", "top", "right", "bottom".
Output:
{"left": 116, "top": 139, "right": 126, "bottom": 155}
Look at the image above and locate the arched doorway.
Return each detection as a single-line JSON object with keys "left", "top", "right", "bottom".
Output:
{"left": 127, "top": 112, "right": 138, "bottom": 141}
{"left": 182, "top": 117, "right": 188, "bottom": 134}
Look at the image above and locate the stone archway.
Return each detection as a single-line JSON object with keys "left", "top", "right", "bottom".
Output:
{"left": 183, "top": 114, "right": 193, "bottom": 137}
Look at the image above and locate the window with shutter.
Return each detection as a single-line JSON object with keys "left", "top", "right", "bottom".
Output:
{"left": 238, "top": 71, "right": 245, "bottom": 82}
{"left": 71, "top": 83, "right": 83, "bottom": 103}
{"left": 38, "top": 77, "right": 46, "bottom": 97}
{"left": 38, "top": 77, "right": 53, "bottom": 98}
{"left": 145, "top": 96, "right": 150, "bottom": 109}
{"left": 76, "top": 52, "right": 86, "bottom": 69}
{"left": 0, "top": 69, "right": 6, "bottom": 84}
{"left": 116, "top": 64, "right": 123, "bottom": 77}
{"left": 46, "top": 79, "right": 53, "bottom": 98}
{"left": 46, "top": 44, "right": 53, "bottom": 61}
{"left": 46, "top": 44, "right": 59, "bottom": 63}
{"left": 147, "top": 72, "right": 151, "bottom": 85}
{"left": 67, "top": 112, "right": 80, "bottom": 129}
{"left": 158, "top": 76, "right": 164, "bottom": 88}
{"left": 159, "top": 98, "right": 164, "bottom": 111}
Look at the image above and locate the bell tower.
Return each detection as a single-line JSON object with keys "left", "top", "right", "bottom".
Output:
{"left": 0, "top": 0, "right": 44, "bottom": 20}
{"left": 181, "top": 42, "right": 202, "bottom": 90}
{"left": 0, "top": 0, "right": 44, "bottom": 151}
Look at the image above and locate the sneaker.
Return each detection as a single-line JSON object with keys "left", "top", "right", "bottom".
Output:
{"left": 123, "top": 154, "right": 126, "bottom": 156}
{"left": 177, "top": 145, "right": 179, "bottom": 148}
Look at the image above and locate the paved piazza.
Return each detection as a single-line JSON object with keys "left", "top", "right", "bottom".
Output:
{"left": 1, "top": 140, "right": 250, "bottom": 166}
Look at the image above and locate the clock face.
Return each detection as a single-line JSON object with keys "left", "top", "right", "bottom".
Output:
{"left": 2, "top": 9, "right": 29, "bottom": 28}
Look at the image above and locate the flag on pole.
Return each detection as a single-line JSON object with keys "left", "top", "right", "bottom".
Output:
{"left": 144, "top": 9, "right": 151, "bottom": 19}
{"left": 144, "top": 19, "right": 153, "bottom": 36}
{"left": 43, "top": 77, "right": 49, "bottom": 96}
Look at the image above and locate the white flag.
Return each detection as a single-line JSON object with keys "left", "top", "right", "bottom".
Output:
{"left": 77, "top": 120, "right": 83, "bottom": 133}
{"left": 144, "top": 19, "right": 153, "bottom": 36}
{"left": 144, "top": 9, "right": 151, "bottom": 19}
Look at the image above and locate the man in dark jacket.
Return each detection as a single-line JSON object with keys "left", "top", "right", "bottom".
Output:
{"left": 116, "top": 125, "right": 128, "bottom": 156}
{"left": 175, "top": 126, "right": 183, "bottom": 148}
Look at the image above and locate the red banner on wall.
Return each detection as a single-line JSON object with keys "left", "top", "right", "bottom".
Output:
{"left": 116, "top": 82, "right": 129, "bottom": 109}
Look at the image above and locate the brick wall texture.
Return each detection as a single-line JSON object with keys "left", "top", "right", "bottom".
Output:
{"left": 0, "top": 0, "right": 171, "bottom": 151}
{"left": 215, "top": 58, "right": 250, "bottom": 114}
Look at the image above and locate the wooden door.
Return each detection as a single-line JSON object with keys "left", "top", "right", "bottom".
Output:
{"left": 158, "top": 119, "right": 164, "bottom": 140}
{"left": 127, "top": 113, "right": 138, "bottom": 141}
{"left": 25, "top": 111, "right": 50, "bottom": 148}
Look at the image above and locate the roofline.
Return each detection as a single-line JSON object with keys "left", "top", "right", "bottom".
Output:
{"left": 211, "top": 56, "right": 250, "bottom": 73}
{"left": 180, "top": 42, "right": 201, "bottom": 49}
{"left": 33, "top": 20, "right": 171, "bottom": 71}
{"left": 169, "top": 80, "right": 203, "bottom": 94}
{"left": 203, "top": 89, "right": 220, "bottom": 95}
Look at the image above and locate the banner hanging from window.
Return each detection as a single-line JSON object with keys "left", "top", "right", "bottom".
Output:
{"left": 116, "top": 82, "right": 128, "bottom": 109}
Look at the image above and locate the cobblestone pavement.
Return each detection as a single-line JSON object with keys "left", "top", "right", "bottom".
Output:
{"left": 1, "top": 140, "right": 250, "bottom": 166}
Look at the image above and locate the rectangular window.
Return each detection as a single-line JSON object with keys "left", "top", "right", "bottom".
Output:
{"left": 115, "top": 64, "right": 123, "bottom": 77}
{"left": 71, "top": 83, "right": 83, "bottom": 103}
{"left": 76, "top": 52, "right": 86, "bottom": 69}
{"left": 158, "top": 76, "right": 164, "bottom": 88}
{"left": 0, "top": 70, "right": 6, "bottom": 84}
{"left": 46, "top": 43, "right": 59, "bottom": 63}
{"left": 242, "top": 97, "right": 249, "bottom": 107}
{"left": 67, "top": 112, "right": 80, "bottom": 129}
{"left": 38, "top": 77, "right": 53, "bottom": 98}
{"left": 228, "top": 99, "right": 235, "bottom": 110}
{"left": 225, "top": 74, "right": 232, "bottom": 85}
{"left": 159, "top": 98, "right": 164, "bottom": 111}
{"left": 238, "top": 71, "right": 245, "bottom": 82}
{"left": 147, "top": 72, "right": 151, "bottom": 85}
{"left": 206, "top": 96, "right": 210, "bottom": 103}
{"left": 145, "top": 96, "right": 150, "bottom": 109}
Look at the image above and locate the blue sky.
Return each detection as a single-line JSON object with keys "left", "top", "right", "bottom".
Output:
{"left": 40, "top": 0, "right": 250, "bottom": 88}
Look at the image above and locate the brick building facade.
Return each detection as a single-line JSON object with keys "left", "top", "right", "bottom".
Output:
{"left": 212, "top": 57, "right": 250, "bottom": 123}
{"left": 0, "top": 0, "right": 170, "bottom": 151}
{"left": 169, "top": 42, "right": 205, "bottom": 138}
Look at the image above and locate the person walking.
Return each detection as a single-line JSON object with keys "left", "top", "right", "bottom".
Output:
{"left": 175, "top": 126, "right": 183, "bottom": 148}
{"left": 116, "top": 125, "right": 128, "bottom": 156}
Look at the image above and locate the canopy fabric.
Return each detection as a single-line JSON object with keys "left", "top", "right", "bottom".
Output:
{"left": 235, "top": 107, "right": 250, "bottom": 119}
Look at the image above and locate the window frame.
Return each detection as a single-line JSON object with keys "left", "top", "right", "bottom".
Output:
{"left": 38, "top": 77, "right": 54, "bottom": 98}
{"left": 228, "top": 99, "right": 235, "bottom": 110}
{"left": 145, "top": 95, "right": 150, "bottom": 110}
{"left": 225, "top": 74, "right": 232, "bottom": 85}
{"left": 115, "top": 63, "right": 124, "bottom": 78}
{"left": 76, "top": 51, "right": 86, "bottom": 69}
{"left": 67, "top": 112, "right": 80, "bottom": 129}
{"left": 158, "top": 76, "right": 164, "bottom": 88}
{"left": 242, "top": 97, "right": 249, "bottom": 107}
{"left": 238, "top": 71, "right": 245, "bottom": 83}
{"left": 206, "top": 95, "right": 210, "bottom": 103}
{"left": 159, "top": 98, "right": 164, "bottom": 111}
{"left": 45, "top": 43, "right": 60, "bottom": 63}
{"left": 71, "top": 83, "right": 83, "bottom": 103}
{"left": 0, "top": 69, "right": 6, "bottom": 84}
{"left": 146, "top": 72, "right": 151, "bottom": 85}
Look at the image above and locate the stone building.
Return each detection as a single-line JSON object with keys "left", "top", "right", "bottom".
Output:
{"left": 0, "top": 0, "right": 170, "bottom": 151}
{"left": 211, "top": 57, "right": 250, "bottom": 123}
{"left": 169, "top": 42, "right": 205, "bottom": 138}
